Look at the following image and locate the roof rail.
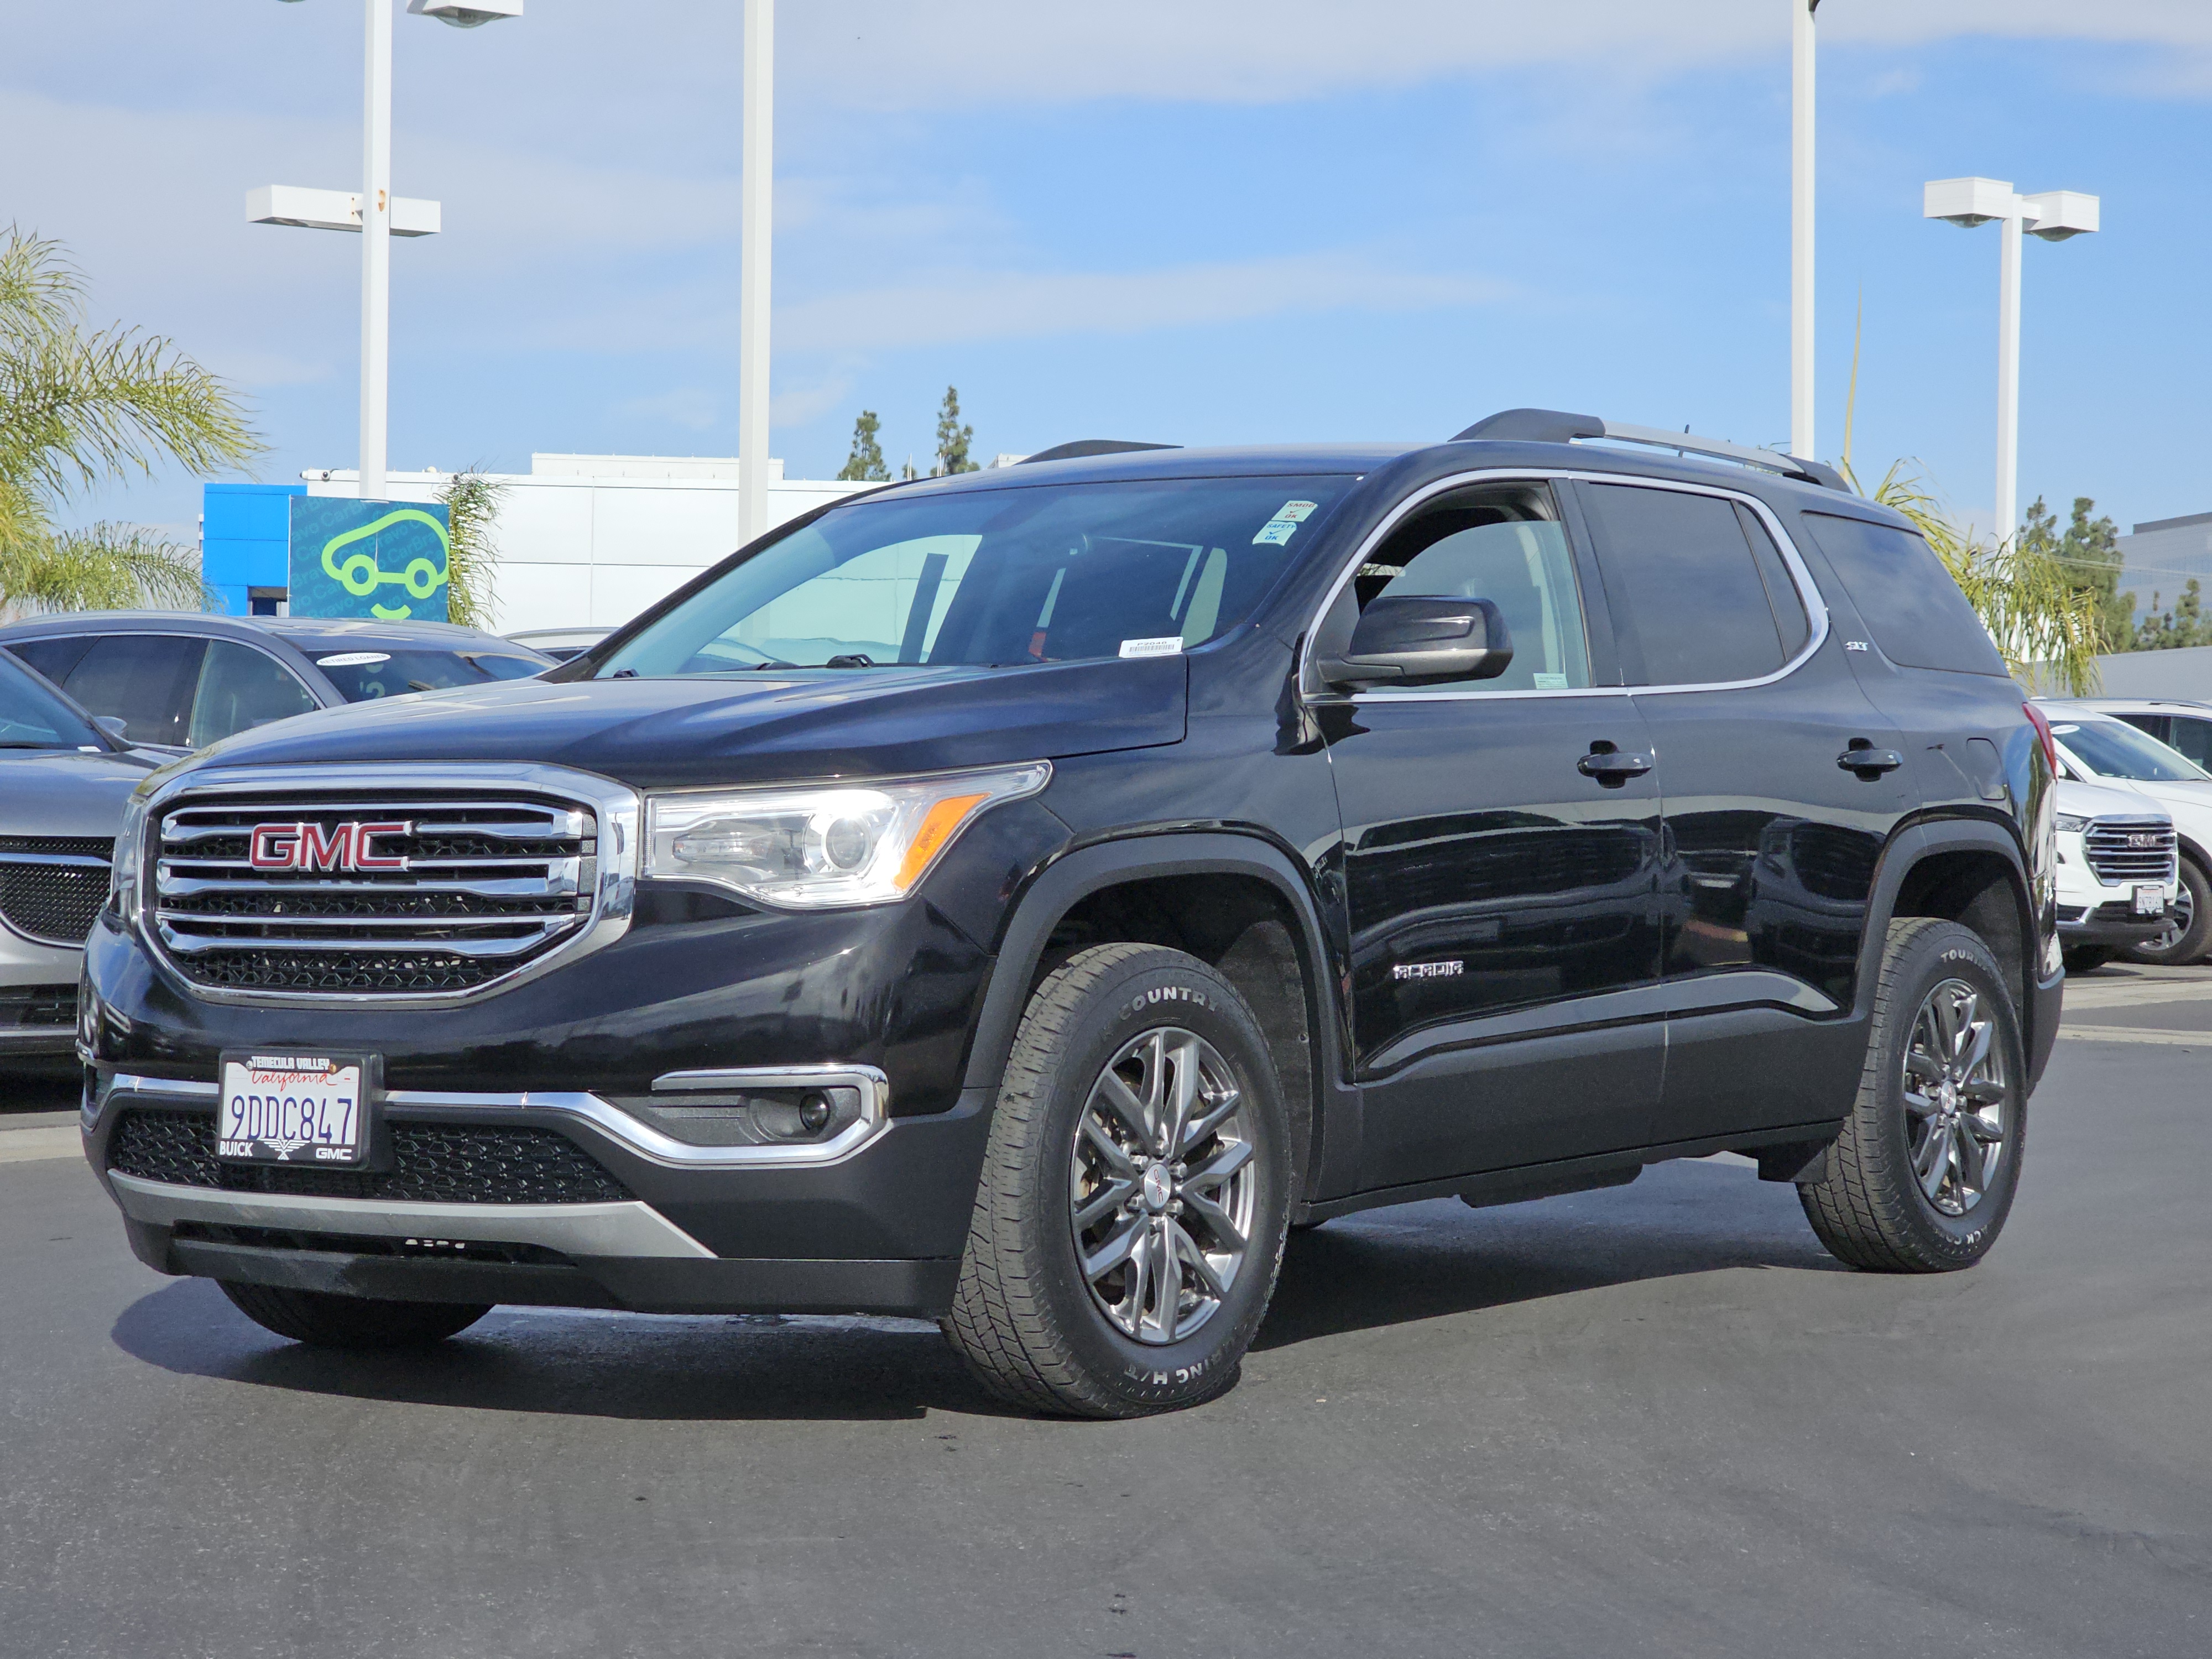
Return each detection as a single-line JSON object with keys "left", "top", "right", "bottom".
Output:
{"left": 1019, "top": 440, "right": 1181, "bottom": 465}
{"left": 1451, "top": 408, "right": 1850, "bottom": 493}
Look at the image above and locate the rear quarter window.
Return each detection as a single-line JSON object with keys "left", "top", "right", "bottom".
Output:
{"left": 1799, "top": 512, "right": 2006, "bottom": 676}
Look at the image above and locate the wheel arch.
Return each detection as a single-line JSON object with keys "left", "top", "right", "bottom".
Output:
{"left": 961, "top": 832, "right": 1347, "bottom": 1203}
{"left": 1866, "top": 816, "right": 2038, "bottom": 1047}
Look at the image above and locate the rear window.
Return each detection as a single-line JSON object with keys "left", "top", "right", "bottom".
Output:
{"left": 310, "top": 648, "right": 547, "bottom": 702}
{"left": 1799, "top": 512, "right": 2006, "bottom": 675}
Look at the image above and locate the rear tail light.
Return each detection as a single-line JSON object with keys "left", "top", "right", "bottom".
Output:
{"left": 2022, "top": 701, "right": 2058, "bottom": 775}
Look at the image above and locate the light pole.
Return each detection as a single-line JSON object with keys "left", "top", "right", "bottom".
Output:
{"left": 1791, "top": 0, "right": 1818, "bottom": 461}
{"left": 737, "top": 0, "right": 775, "bottom": 548}
{"left": 254, "top": 0, "right": 523, "bottom": 504}
{"left": 1923, "top": 178, "right": 2100, "bottom": 547}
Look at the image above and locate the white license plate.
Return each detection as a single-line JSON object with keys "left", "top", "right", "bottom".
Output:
{"left": 218, "top": 1054, "right": 368, "bottom": 1166}
{"left": 2134, "top": 884, "right": 2166, "bottom": 917}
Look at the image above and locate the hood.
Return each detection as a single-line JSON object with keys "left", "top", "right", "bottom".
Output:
{"left": 2054, "top": 776, "right": 2169, "bottom": 822}
{"left": 187, "top": 655, "right": 1190, "bottom": 790}
{"left": 0, "top": 748, "right": 158, "bottom": 838}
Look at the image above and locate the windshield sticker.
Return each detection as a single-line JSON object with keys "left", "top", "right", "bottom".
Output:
{"left": 1252, "top": 500, "right": 1318, "bottom": 546}
{"left": 316, "top": 651, "right": 392, "bottom": 667}
{"left": 1532, "top": 672, "right": 1569, "bottom": 690}
{"left": 1119, "top": 637, "right": 1184, "bottom": 659}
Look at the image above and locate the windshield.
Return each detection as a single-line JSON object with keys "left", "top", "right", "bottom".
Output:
{"left": 0, "top": 651, "right": 105, "bottom": 750}
{"left": 597, "top": 476, "right": 1352, "bottom": 676}
{"left": 312, "top": 648, "right": 549, "bottom": 702}
{"left": 2052, "top": 717, "right": 2209, "bottom": 783}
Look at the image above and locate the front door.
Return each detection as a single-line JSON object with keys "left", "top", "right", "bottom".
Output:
{"left": 1317, "top": 479, "right": 1668, "bottom": 1188}
{"left": 1574, "top": 478, "right": 1907, "bottom": 1144}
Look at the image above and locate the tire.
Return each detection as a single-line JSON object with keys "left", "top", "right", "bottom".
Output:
{"left": 2061, "top": 945, "right": 2114, "bottom": 974}
{"left": 1799, "top": 917, "right": 2027, "bottom": 1272}
{"left": 219, "top": 1281, "right": 491, "bottom": 1348}
{"left": 942, "top": 943, "right": 1293, "bottom": 1417}
{"left": 2122, "top": 857, "right": 2212, "bottom": 966}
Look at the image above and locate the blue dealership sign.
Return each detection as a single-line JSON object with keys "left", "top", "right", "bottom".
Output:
{"left": 288, "top": 497, "right": 452, "bottom": 622}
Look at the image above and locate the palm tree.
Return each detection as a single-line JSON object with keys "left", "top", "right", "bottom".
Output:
{"left": 1836, "top": 304, "right": 2099, "bottom": 694}
{"left": 1, "top": 225, "right": 261, "bottom": 614}
{"left": 436, "top": 467, "right": 505, "bottom": 630}
{"left": 1844, "top": 461, "right": 2103, "bottom": 696}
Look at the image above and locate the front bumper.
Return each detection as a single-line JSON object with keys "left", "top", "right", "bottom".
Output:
{"left": 0, "top": 925, "right": 82, "bottom": 1059}
{"left": 2057, "top": 898, "right": 2172, "bottom": 947}
{"left": 84, "top": 1070, "right": 992, "bottom": 1317}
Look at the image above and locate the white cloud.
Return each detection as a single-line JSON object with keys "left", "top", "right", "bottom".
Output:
{"left": 615, "top": 388, "right": 721, "bottom": 431}
{"left": 781, "top": 1, "right": 2212, "bottom": 109}
{"left": 779, "top": 252, "right": 1511, "bottom": 352}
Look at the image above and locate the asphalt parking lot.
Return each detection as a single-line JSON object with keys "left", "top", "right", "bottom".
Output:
{"left": 3, "top": 967, "right": 2207, "bottom": 1659}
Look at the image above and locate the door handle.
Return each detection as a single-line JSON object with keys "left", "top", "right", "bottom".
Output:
{"left": 1578, "top": 745, "right": 1653, "bottom": 787}
{"left": 1837, "top": 743, "right": 1903, "bottom": 778}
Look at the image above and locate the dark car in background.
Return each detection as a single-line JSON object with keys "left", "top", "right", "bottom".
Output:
{"left": 0, "top": 651, "right": 158, "bottom": 1065}
{"left": 0, "top": 613, "right": 552, "bottom": 752}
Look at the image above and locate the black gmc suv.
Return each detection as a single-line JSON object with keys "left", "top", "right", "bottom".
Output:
{"left": 81, "top": 410, "right": 2059, "bottom": 1417}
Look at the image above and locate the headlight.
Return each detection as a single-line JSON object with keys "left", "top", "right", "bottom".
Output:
{"left": 2053, "top": 812, "right": 2090, "bottom": 833}
{"left": 643, "top": 761, "right": 1051, "bottom": 909}
{"left": 109, "top": 786, "right": 152, "bottom": 925}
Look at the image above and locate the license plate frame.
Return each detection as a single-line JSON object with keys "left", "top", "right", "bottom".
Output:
{"left": 216, "top": 1052, "right": 378, "bottom": 1167}
{"left": 2133, "top": 883, "right": 2166, "bottom": 917}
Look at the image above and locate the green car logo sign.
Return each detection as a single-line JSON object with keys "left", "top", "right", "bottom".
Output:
{"left": 288, "top": 498, "right": 452, "bottom": 622}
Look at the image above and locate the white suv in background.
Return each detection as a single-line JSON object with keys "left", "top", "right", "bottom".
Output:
{"left": 2038, "top": 700, "right": 2212, "bottom": 966}
{"left": 2051, "top": 778, "right": 2179, "bottom": 972}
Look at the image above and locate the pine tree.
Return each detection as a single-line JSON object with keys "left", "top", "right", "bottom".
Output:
{"left": 2018, "top": 494, "right": 2128, "bottom": 650}
{"left": 932, "top": 386, "right": 976, "bottom": 477}
{"left": 2133, "top": 580, "right": 2212, "bottom": 651}
{"left": 836, "top": 411, "right": 888, "bottom": 482}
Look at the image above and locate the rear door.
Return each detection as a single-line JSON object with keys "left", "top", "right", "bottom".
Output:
{"left": 1316, "top": 478, "right": 1669, "bottom": 1187}
{"left": 1575, "top": 479, "right": 1905, "bottom": 1144}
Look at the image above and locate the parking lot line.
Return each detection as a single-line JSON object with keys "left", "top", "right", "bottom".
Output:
{"left": 2059, "top": 979, "right": 2212, "bottom": 1011}
{"left": 2054, "top": 1026, "right": 2209, "bottom": 1047}
{"left": 0, "top": 1125, "right": 82, "bottom": 1165}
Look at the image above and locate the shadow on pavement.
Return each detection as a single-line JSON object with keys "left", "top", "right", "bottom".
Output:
{"left": 110, "top": 1161, "right": 1842, "bottom": 1421}
{"left": 1258, "top": 1162, "right": 1844, "bottom": 1352}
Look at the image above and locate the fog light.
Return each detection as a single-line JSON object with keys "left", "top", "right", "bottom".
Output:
{"left": 798, "top": 1092, "right": 833, "bottom": 1133}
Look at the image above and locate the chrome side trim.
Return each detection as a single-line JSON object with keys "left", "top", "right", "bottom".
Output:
{"left": 96, "top": 1066, "right": 895, "bottom": 1169}
{"left": 1298, "top": 467, "right": 1833, "bottom": 705}
{"left": 107, "top": 1172, "right": 716, "bottom": 1260}
{"left": 127, "top": 760, "right": 639, "bottom": 1010}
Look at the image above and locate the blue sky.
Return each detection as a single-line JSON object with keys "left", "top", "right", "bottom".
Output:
{"left": 9, "top": 2, "right": 2210, "bottom": 542}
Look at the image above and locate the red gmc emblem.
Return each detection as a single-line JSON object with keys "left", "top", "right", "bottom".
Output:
{"left": 248, "top": 820, "right": 412, "bottom": 873}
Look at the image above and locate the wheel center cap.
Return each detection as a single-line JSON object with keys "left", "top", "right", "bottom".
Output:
{"left": 1140, "top": 1164, "right": 1176, "bottom": 1212}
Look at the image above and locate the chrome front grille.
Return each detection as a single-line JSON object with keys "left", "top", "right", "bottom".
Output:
{"left": 2084, "top": 817, "right": 2176, "bottom": 885}
{"left": 152, "top": 788, "right": 603, "bottom": 997}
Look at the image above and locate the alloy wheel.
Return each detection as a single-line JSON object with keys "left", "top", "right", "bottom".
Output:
{"left": 1068, "top": 1026, "right": 1256, "bottom": 1344}
{"left": 1901, "top": 978, "right": 2010, "bottom": 1217}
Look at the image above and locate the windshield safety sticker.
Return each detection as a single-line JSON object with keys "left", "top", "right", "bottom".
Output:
{"left": 1532, "top": 672, "right": 1569, "bottom": 690}
{"left": 316, "top": 652, "right": 392, "bottom": 667}
{"left": 1252, "top": 500, "right": 1319, "bottom": 546}
{"left": 1119, "top": 637, "right": 1184, "bottom": 659}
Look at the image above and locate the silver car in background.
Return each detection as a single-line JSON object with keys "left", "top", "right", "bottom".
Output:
{"left": 0, "top": 653, "right": 158, "bottom": 1067}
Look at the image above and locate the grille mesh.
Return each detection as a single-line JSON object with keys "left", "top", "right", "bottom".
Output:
{"left": 107, "top": 1109, "right": 633, "bottom": 1204}
{"left": 0, "top": 861, "right": 109, "bottom": 945}
{"left": 0, "top": 983, "right": 75, "bottom": 1028}
{"left": 152, "top": 790, "right": 597, "bottom": 996}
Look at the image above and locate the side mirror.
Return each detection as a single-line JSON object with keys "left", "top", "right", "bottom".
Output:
{"left": 1317, "top": 595, "right": 1514, "bottom": 688}
{"left": 91, "top": 716, "right": 130, "bottom": 744}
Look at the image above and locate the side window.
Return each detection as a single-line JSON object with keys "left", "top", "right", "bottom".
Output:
{"left": 1356, "top": 491, "right": 1593, "bottom": 692}
{"left": 1735, "top": 503, "right": 1811, "bottom": 658}
{"left": 1580, "top": 484, "right": 1787, "bottom": 686}
{"left": 2160, "top": 716, "right": 2212, "bottom": 770}
{"left": 54, "top": 635, "right": 207, "bottom": 747}
{"left": 1798, "top": 510, "right": 2007, "bottom": 675}
{"left": 7, "top": 637, "right": 94, "bottom": 688}
{"left": 187, "top": 641, "right": 320, "bottom": 747}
